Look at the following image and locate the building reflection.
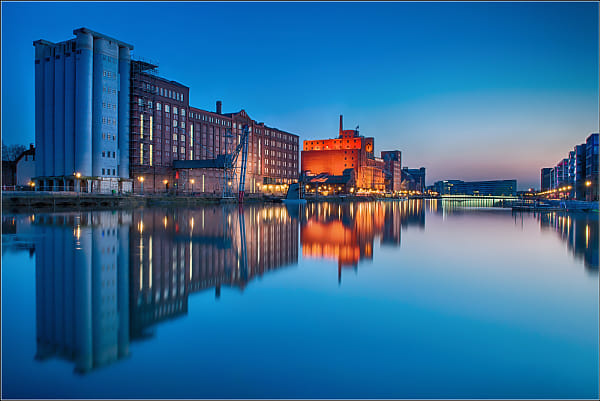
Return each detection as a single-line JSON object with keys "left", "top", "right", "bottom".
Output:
{"left": 2, "top": 214, "right": 37, "bottom": 256}
{"left": 130, "top": 205, "right": 299, "bottom": 340}
{"left": 31, "top": 205, "right": 299, "bottom": 373}
{"left": 33, "top": 211, "right": 132, "bottom": 373}
{"left": 536, "top": 211, "right": 599, "bottom": 272}
{"left": 300, "top": 200, "right": 425, "bottom": 281}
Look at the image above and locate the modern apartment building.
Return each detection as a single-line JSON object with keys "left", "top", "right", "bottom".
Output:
{"left": 432, "top": 179, "right": 517, "bottom": 196}
{"left": 541, "top": 133, "right": 598, "bottom": 200}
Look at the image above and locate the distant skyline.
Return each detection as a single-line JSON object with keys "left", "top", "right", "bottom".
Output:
{"left": 2, "top": 1, "right": 598, "bottom": 189}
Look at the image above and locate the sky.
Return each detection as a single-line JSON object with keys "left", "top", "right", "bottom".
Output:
{"left": 1, "top": 1, "right": 598, "bottom": 189}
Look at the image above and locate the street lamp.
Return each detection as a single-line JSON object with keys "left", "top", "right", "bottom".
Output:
{"left": 74, "top": 172, "right": 81, "bottom": 193}
{"left": 138, "top": 176, "right": 144, "bottom": 194}
{"left": 586, "top": 180, "right": 592, "bottom": 187}
{"left": 190, "top": 178, "right": 195, "bottom": 194}
{"left": 163, "top": 179, "right": 168, "bottom": 193}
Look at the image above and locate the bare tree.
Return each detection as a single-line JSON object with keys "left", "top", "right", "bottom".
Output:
{"left": 2, "top": 142, "right": 27, "bottom": 162}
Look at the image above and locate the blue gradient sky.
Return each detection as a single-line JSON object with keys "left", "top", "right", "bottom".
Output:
{"left": 2, "top": 1, "right": 598, "bottom": 189}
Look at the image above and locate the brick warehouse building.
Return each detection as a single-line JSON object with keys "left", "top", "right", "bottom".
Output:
{"left": 33, "top": 27, "right": 299, "bottom": 195}
{"left": 301, "top": 115, "right": 401, "bottom": 193}
{"left": 130, "top": 60, "right": 299, "bottom": 194}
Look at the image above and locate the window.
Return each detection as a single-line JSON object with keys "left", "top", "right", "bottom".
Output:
{"left": 138, "top": 98, "right": 143, "bottom": 106}
{"left": 113, "top": 152, "right": 116, "bottom": 158}
{"left": 173, "top": 106, "right": 178, "bottom": 115}
{"left": 113, "top": 169, "right": 116, "bottom": 175}
{"left": 173, "top": 133, "right": 178, "bottom": 141}
{"left": 102, "top": 168, "right": 105, "bottom": 175}
{"left": 181, "top": 109, "right": 185, "bottom": 117}
{"left": 173, "top": 146, "right": 177, "bottom": 153}
{"left": 181, "top": 121, "right": 185, "bottom": 129}
{"left": 165, "top": 104, "right": 170, "bottom": 113}
{"left": 148, "top": 100, "right": 152, "bottom": 109}
{"left": 181, "top": 93, "right": 184, "bottom": 102}
{"left": 173, "top": 120, "right": 178, "bottom": 128}
{"left": 160, "top": 88, "right": 163, "bottom": 96}
{"left": 180, "top": 146, "right": 185, "bottom": 153}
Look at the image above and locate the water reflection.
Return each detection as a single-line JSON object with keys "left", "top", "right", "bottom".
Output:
{"left": 33, "top": 212, "right": 132, "bottom": 373}
{"left": 31, "top": 205, "right": 299, "bottom": 374}
{"left": 300, "top": 200, "right": 425, "bottom": 281}
{"left": 536, "top": 211, "right": 598, "bottom": 272}
{"left": 14, "top": 200, "right": 598, "bottom": 378}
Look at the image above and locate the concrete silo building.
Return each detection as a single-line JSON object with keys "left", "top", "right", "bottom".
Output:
{"left": 33, "top": 28, "right": 133, "bottom": 193}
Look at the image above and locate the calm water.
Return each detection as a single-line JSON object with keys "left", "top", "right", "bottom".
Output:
{"left": 1, "top": 200, "right": 598, "bottom": 399}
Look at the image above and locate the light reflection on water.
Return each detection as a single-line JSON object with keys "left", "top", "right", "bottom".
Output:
{"left": 1, "top": 200, "right": 598, "bottom": 399}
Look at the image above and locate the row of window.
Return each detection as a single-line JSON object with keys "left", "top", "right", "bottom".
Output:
{"left": 264, "top": 159, "right": 298, "bottom": 168}
{"left": 102, "top": 151, "right": 116, "bottom": 158}
{"left": 141, "top": 82, "right": 185, "bottom": 104}
{"left": 102, "top": 55, "right": 118, "bottom": 65}
{"left": 102, "top": 168, "right": 116, "bottom": 176}
{"left": 102, "top": 133, "right": 116, "bottom": 141}
{"left": 102, "top": 86, "right": 117, "bottom": 95}
{"left": 102, "top": 117, "right": 117, "bottom": 126}
{"left": 103, "top": 70, "right": 115, "bottom": 79}
{"left": 102, "top": 102, "right": 116, "bottom": 111}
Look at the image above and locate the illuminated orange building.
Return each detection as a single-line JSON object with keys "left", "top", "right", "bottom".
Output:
{"left": 301, "top": 115, "right": 400, "bottom": 192}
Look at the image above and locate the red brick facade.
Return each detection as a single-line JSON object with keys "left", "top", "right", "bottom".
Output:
{"left": 130, "top": 61, "right": 299, "bottom": 194}
{"left": 301, "top": 115, "right": 390, "bottom": 192}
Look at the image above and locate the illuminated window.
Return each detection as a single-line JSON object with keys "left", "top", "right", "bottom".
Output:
{"left": 150, "top": 116, "right": 153, "bottom": 141}
{"left": 173, "top": 106, "right": 178, "bottom": 115}
{"left": 140, "top": 143, "right": 144, "bottom": 164}
{"left": 165, "top": 104, "right": 170, "bottom": 113}
{"left": 156, "top": 102, "right": 161, "bottom": 111}
{"left": 140, "top": 115, "right": 143, "bottom": 139}
{"left": 150, "top": 144, "right": 153, "bottom": 166}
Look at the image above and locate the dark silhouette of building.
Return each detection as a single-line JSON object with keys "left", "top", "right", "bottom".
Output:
{"left": 433, "top": 179, "right": 516, "bottom": 196}
{"left": 401, "top": 167, "right": 426, "bottom": 192}
{"left": 540, "top": 168, "right": 552, "bottom": 191}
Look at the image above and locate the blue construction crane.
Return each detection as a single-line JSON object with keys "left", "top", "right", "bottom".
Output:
{"left": 173, "top": 124, "right": 250, "bottom": 202}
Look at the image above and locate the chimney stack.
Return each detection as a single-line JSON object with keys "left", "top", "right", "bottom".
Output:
{"left": 216, "top": 100, "right": 222, "bottom": 114}
{"left": 339, "top": 114, "right": 343, "bottom": 135}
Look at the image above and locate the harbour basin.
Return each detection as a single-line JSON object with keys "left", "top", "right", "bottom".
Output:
{"left": 1, "top": 199, "right": 598, "bottom": 399}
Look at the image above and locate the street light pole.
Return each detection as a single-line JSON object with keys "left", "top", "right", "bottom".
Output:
{"left": 138, "top": 176, "right": 144, "bottom": 194}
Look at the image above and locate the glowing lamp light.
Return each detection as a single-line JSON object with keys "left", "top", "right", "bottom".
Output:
{"left": 138, "top": 176, "right": 144, "bottom": 182}
{"left": 163, "top": 180, "right": 168, "bottom": 185}
{"left": 190, "top": 179, "right": 195, "bottom": 184}
{"left": 586, "top": 180, "right": 592, "bottom": 187}
{"left": 75, "top": 172, "right": 81, "bottom": 178}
